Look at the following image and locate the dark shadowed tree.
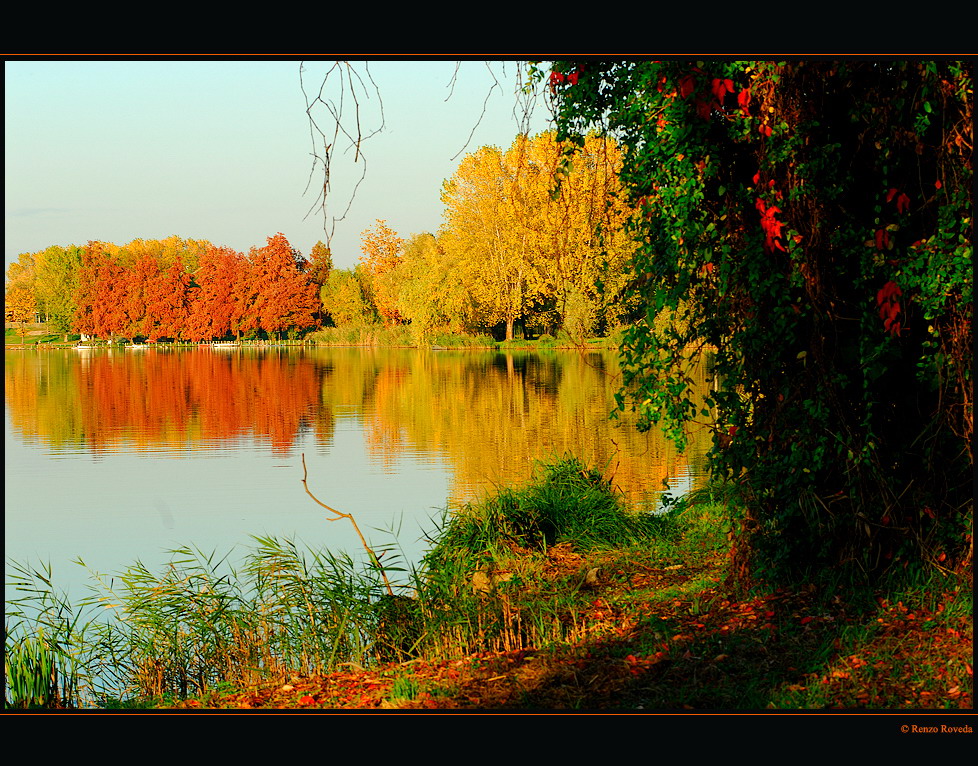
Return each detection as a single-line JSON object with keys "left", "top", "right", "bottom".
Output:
{"left": 545, "top": 59, "right": 972, "bottom": 583}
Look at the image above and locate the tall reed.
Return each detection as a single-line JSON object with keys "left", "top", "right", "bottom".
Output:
{"left": 5, "top": 537, "right": 392, "bottom": 706}
{"left": 5, "top": 455, "right": 683, "bottom": 707}
{"left": 5, "top": 560, "right": 90, "bottom": 708}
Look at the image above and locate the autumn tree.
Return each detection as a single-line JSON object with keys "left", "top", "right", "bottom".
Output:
{"left": 117, "top": 251, "right": 158, "bottom": 342}
{"left": 307, "top": 241, "right": 334, "bottom": 288}
{"left": 535, "top": 132, "right": 638, "bottom": 338}
{"left": 393, "top": 232, "right": 476, "bottom": 342}
{"left": 116, "top": 236, "right": 209, "bottom": 275}
{"left": 359, "top": 220, "right": 405, "bottom": 327}
{"left": 439, "top": 131, "right": 636, "bottom": 341}
{"left": 74, "top": 241, "right": 128, "bottom": 341}
{"left": 546, "top": 59, "right": 973, "bottom": 581}
{"left": 144, "top": 258, "right": 191, "bottom": 341}
{"left": 440, "top": 141, "right": 548, "bottom": 341}
{"left": 248, "top": 233, "right": 319, "bottom": 339}
{"left": 4, "top": 257, "right": 37, "bottom": 343}
{"left": 34, "top": 245, "right": 83, "bottom": 341}
{"left": 306, "top": 241, "right": 334, "bottom": 328}
{"left": 185, "top": 245, "right": 248, "bottom": 341}
{"left": 72, "top": 238, "right": 211, "bottom": 342}
{"left": 321, "top": 266, "right": 378, "bottom": 327}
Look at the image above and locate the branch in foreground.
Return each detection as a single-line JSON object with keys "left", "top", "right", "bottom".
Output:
{"left": 301, "top": 453, "right": 394, "bottom": 597}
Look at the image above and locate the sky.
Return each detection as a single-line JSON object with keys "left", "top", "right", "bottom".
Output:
{"left": 4, "top": 58, "right": 552, "bottom": 273}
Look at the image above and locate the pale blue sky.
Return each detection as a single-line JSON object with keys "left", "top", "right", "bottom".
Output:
{"left": 4, "top": 58, "right": 551, "bottom": 272}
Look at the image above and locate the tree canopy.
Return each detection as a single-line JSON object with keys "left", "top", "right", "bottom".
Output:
{"left": 6, "top": 234, "right": 319, "bottom": 343}
{"left": 543, "top": 59, "right": 973, "bottom": 582}
{"left": 438, "top": 130, "right": 637, "bottom": 340}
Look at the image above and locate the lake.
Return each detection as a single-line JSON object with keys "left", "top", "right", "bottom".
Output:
{"left": 4, "top": 345, "right": 713, "bottom": 600}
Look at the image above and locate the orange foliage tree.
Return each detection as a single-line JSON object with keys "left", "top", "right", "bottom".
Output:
{"left": 144, "top": 259, "right": 191, "bottom": 341}
{"left": 185, "top": 245, "right": 248, "bottom": 341}
{"left": 249, "top": 233, "right": 319, "bottom": 339}
{"left": 359, "top": 220, "right": 405, "bottom": 327}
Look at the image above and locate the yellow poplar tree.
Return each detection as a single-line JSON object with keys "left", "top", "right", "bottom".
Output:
{"left": 5, "top": 258, "right": 38, "bottom": 342}
{"left": 532, "top": 131, "right": 637, "bottom": 338}
{"left": 34, "top": 245, "right": 83, "bottom": 340}
{"left": 440, "top": 141, "right": 549, "bottom": 341}
{"left": 394, "top": 232, "right": 476, "bottom": 343}
{"left": 440, "top": 131, "right": 636, "bottom": 341}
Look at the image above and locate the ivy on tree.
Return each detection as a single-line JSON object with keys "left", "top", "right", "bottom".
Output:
{"left": 543, "top": 59, "right": 973, "bottom": 582}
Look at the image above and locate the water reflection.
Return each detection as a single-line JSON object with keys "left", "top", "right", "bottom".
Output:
{"left": 5, "top": 346, "right": 713, "bottom": 508}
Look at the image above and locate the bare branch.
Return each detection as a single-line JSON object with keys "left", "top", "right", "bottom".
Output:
{"left": 300, "top": 61, "right": 386, "bottom": 247}
{"left": 300, "top": 60, "right": 547, "bottom": 244}
{"left": 301, "top": 453, "right": 394, "bottom": 596}
{"left": 449, "top": 62, "right": 545, "bottom": 163}
{"left": 449, "top": 62, "right": 502, "bottom": 162}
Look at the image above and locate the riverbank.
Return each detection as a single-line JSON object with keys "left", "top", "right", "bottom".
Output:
{"left": 169, "top": 537, "right": 972, "bottom": 711}
{"left": 4, "top": 326, "right": 620, "bottom": 352}
{"left": 180, "top": 572, "right": 973, "bottom": 711}
{"left": 7, "top": 457, "right": 970, "bottom": 711}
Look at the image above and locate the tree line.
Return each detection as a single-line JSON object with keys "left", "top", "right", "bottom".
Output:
{"left": 6, "top": 131, "right": 640, "bottom": 344}
{"left": 321, "top": 131, "right": 641, "bottom": 342}
{"left": 5, "top": 234, "right": 324, "bottom": 343}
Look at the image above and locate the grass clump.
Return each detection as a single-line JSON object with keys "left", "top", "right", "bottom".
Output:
{"left": 406, "top": 456, "right": 678, "bottom": 659}
{"left": 426, "top": 456, "right": 663, "bottom": 562}
{"left": 307, "top": 324, "right": 415, "bottom": 347}
{"left": 430, "top": 332, "right": 496, "bottom": 348}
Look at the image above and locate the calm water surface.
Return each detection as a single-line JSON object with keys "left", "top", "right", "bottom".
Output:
{"left": 5, "top": 346, "right": 712, "bottom": 598}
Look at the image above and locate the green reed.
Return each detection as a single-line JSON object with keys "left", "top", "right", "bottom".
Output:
{"left": 4, "top": 560, "right": 89, "bottom": 708}
{"left": 5, "top": 537, "right": 393, "bottom": 706}
{"left": 5, "top": 455, "right": 685, "bottom": 707}
{"left": 4, "top": 628, "right": 78, "bottom": 709}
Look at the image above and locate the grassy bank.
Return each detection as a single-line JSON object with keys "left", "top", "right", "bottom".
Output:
{"left": 4, "top": 456, "right": 972, "bottom": 710}
{"left": 303, "top": 326, "right": 619, "bottom": 351}
{"left": 6, "top": 324, "right": 620, "bottom": 351}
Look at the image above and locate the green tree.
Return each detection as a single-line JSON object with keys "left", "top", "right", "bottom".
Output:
{"left": 393, "top": 232, "right": 476, "bottom": 342}
{"left": 545, "top": 60, "right": 973, "bottom": 581}
{"left": 34, "top": 245, "right": 83, "bottom": 341}
{"left": 321, "top": 266, "right": 377, "bottom": 327}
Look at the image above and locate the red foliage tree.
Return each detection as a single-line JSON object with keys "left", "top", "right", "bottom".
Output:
{"left": 145, "top": 259, "right": 191, "bottom": 341}
{"left": 186, "top": 245, "right": 247, "bottom": 341}
{"left": 120, "top": 252, "right": 157, "bottom": 342}
{"left": 78, "top": 243, "right": 128, "bottom": 341}
{"left": 249, "top": 233, "right": 319, "bottom": 339}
